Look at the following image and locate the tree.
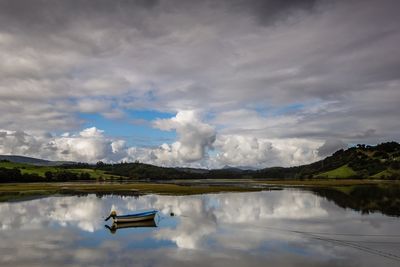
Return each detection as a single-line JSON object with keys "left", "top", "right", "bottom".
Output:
{"left": 96, "top": 161, "right": 105, "bottom": 169}
{"left": 45, "top": 171, "right": 53, "bottom": 181}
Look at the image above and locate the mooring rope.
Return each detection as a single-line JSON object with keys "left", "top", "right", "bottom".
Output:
{"left": 235, "top": 223, "right": 400, "bottom": 262}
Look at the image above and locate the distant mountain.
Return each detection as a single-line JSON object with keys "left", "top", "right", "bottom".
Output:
{"left": 0, "top": 155, "right": 76, "bottom": 166}
{"left": 222, "top": 165, "right": 259, "bottom": 171}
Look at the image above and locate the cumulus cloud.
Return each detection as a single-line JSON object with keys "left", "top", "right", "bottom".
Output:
{"left": 0, "top": 115, "right": 217, "bottom": 166}
{"left": 215, "top": 135, "right": 321, "bottom": 168}
{"left": 215, "top": 135, "right": 277, "bottom": 167}
{"left": 0, "top": 127, "right": 127, "bottom": 163}
{"left": 150, "top": 110, "right": 216, "bottom": 165}
{"left": 0, "top": 125, "right": 323, "bottom": 167}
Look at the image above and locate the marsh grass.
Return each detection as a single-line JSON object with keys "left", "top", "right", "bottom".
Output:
{"left": 1, "top": 178, "right": 399, "bottom": 202}
{"left": 0, "top": 181, "right": 262, "bottom": 201}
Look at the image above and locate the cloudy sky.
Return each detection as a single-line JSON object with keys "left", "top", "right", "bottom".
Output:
{"left": 0, "top": 0, "right": 399, "bottom": 168}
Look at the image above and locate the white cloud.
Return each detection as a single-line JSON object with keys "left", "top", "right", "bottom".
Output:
{"left": 150, "top": 110, "right": 216, "bottom": 165}
{"left": 0, "top": 122, "right": 323, "bottom": 167}
{"left": 215, "top": 135, "right": 321, "bottom": 167}
{"left": 215, "top": 135, "right": 278, "bottom": 167}
{"left": 0, "top": 127, "right": 127, "bottom": 163}
{"left": 51, "top": 128, "right": 113, "bottom": 162}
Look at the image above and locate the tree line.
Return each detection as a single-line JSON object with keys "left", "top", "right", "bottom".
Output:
{"left": 0, "top": 167, "right": 91, "bottom": 183}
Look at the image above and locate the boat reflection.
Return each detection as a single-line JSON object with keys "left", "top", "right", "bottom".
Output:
{"left": 105, "top": 220, "right": 157, "bottom": 234}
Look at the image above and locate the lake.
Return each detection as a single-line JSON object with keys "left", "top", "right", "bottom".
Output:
{"left": 1, "top": 189, "right": 400, "bottom": 266}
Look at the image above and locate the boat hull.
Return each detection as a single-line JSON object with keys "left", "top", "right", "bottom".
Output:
{"left": 105, "top": 220, "right": 157, "bottom": 234}
{"left": 114, "top": 220, "right": 157, "bottom": 229}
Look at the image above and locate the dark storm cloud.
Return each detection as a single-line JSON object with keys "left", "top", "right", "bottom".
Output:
{"left": 317, "top": 139, "right": 347, "bottom": 157}
{"left": 229, "top": 0, "right": 318, "bottom": 25}
{"left": 0, "top": 0, "right": 319, "bottom": 37}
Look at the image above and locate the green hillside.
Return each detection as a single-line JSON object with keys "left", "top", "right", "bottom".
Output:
{"left": 316, "top": 165, "right": 357, "bottom": 178}
{"left": 0, "top": 161, "right": 59, "bottom": 176}
{"left": 0, "top": 161, "right": 116, "bottom": 182}
{"left": 254, "top": 142, "right": 400, "bottom": 179}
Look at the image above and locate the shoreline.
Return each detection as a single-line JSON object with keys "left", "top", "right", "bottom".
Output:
{"left": 1, "top": 179, "right": 399, "bottom": 202}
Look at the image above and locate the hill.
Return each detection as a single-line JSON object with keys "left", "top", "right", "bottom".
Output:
{"left": 95, "top": 141, "right": 400, "bottom": 180}
{"left": 0, "top": 155, "right": 51, "bottom": 165}
{"left": 253, "top": 141, "right": 400, "bottom": 179}
{"left": 1, "top": 141, "right": 400, "bottom": 182}
{"left": 0, "top": 155, "right": 75, "bottom": 166}
{"left": 0, "top": 161, "right": 118, "bottom": 182}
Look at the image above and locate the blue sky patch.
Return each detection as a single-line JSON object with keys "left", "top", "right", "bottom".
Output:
{"left": 79, "top": 110, "right": 176, "bottom": 147}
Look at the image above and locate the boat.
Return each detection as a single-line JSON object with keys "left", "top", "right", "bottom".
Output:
{"left": 105, "top": 220, "right": 157, "bottom": 234}
{"left": 105, "top": 210, "right": 158, "bottom": 223}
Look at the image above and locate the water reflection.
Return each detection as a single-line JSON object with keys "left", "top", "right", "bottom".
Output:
{"left": 312, "top": 184, "right": 400, "bottom": 217}
{"left": 105, "top": 220, "right": 157, "bottom": 234}
{"left": 1, "top": 190, "right": 400, "bottom": 266}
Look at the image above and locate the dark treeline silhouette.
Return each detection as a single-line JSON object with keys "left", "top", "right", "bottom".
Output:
{"left": 61, "top": 162, "right": 91, "bottom": 169}
{"left": 0, "top": 167, "right": 91, "bottom": 183}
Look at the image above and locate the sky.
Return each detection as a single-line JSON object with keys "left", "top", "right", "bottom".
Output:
{"left": 0, "top": 0, "right": 399, "bottom": 168}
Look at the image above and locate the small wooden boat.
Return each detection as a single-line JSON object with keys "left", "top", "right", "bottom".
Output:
{"left": 105, "top": 210, "right": 158, "bottom": 223}
{"left": 105, "top": 220, "right": 157, "bottom": 234}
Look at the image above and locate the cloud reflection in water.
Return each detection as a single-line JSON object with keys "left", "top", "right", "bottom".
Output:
{"left": 1, "top": 190, "right": 400, "bottom": 266}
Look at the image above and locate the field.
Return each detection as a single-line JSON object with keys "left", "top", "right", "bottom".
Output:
{"left": 0, "top": 161, "right": 117, "bottom": 179}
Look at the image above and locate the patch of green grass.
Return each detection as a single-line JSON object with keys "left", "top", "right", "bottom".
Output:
{"left": 0, "top": 162, "right": 32, "bottom": 169}
{"left": 316, "top": 165, "right": 357, "bottom": 178}
{"left": 67, "top": 168, "right": 116, "bottom": 179}
{"left": 0, "top": 162, "right": 59, "bottom": 176}
{"left": 0, "top": 162, "right": 117, "bottom": 179}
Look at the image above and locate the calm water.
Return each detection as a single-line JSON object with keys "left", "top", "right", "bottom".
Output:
{"left": 1, "top": 189, "right": 400, "bottom": 266}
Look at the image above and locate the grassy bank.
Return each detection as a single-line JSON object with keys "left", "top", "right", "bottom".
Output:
{"left": 254, "top": 179, "right": 398, "bottom": 187}
{"left": 0, "top": 181, "right": 263, "bottom": 202}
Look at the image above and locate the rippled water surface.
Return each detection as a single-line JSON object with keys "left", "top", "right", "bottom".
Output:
{"left": 1, "top": 189, "right": 400, "bottom": 266}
